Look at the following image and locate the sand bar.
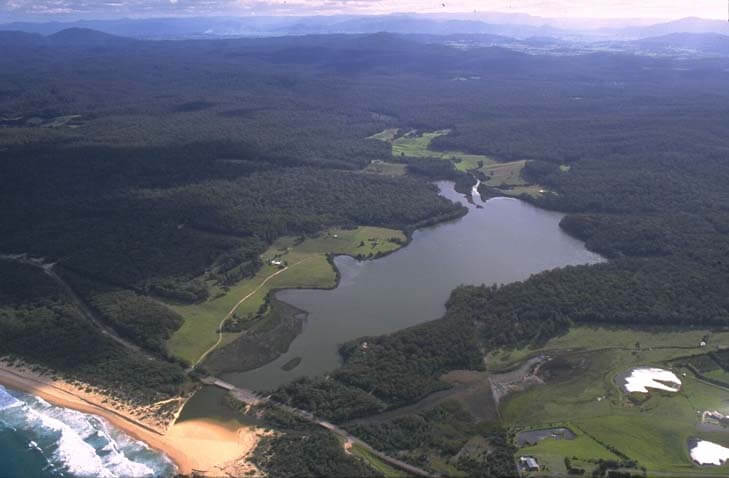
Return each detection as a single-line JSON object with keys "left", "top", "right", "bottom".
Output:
{"left": 623, "top": 367, "right": 681, "bottom": 393}
{"left": 690, "top": 439, "right": 729, "bottom": 466}
{"left": 0, "top": 364, "right": 262, "bottom": 476}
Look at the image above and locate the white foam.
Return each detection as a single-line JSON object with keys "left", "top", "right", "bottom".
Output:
{"left": 0, "top": 385, "right": 22, "bottom": 410}
{"left": 96, "top": 419, "right": 157, "bottom": 477}
{"left": 5, "top": 391, "right": 157, "bottom": 477}
{"left": 27, "top": 406, "right": 115, "bottom": 478}
{"left": 1, "top": 387, "right": 172, "bottom": 477}
{"left": 623, "top": 367, "right": 681, "bottom": 393}
{"left": 690, "top": 440, "right": 729, "bottom": 465}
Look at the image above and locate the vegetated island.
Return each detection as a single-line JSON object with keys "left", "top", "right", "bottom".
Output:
{"left": 281, "top": 357, "right": 303, "bottom": 371}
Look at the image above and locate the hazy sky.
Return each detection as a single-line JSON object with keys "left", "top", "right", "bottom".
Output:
{"left": 0, "top": 0, "right": 725, "bottom": 21}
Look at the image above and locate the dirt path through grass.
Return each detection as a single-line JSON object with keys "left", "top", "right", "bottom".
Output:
{"left": 193, "top": 259, "right": 308, "bottom": 369}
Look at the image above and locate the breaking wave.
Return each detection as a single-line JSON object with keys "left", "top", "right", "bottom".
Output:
{"left": 0, "top": 385, "right": 175, "bottom": 477}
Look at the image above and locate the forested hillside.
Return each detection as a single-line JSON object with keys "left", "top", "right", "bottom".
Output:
{"left": 0, "top": 260, "right": 185, "bottom": 404}
{"left": 3, "top": 29, "right": 729, "bottom": 477}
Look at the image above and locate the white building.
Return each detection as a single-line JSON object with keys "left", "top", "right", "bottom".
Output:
{"left": 519, "top": 456, "right": 540, "bottom": 472}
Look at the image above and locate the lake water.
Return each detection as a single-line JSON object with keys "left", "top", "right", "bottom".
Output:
{"left": 225, "top": 182, "right": 603, "bottom": 391}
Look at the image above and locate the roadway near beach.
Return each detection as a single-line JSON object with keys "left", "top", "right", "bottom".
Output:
{"left": 0, "top": 362, "right": 263, "bottom": 476}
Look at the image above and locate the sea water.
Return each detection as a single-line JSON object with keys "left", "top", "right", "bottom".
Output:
{"left": 0, "top": 385, "right": 176, "bottom": 478}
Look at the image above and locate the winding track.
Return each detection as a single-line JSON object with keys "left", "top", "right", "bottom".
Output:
{"left": 201, "top": 376, "right": 437, "bottom": 478}
{"left": 192, "top": 259, "right": 308, "bottom": 369}
{"left": 0, "top": 254, "right": 156, "bottom": 361}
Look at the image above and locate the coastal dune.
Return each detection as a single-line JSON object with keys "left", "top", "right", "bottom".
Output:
{"left": 0, "top": 364, "right": 262, "bottom": 476}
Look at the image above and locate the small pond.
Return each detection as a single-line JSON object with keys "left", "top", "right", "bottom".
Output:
{"left": 516, "top": 427, "right": 577, "bottom": 447}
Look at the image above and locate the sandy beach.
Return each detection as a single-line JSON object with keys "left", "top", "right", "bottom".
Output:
{"left": 0, "top": 363, "right": 263, "bottom": 477}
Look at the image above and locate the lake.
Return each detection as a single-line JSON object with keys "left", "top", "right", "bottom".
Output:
{"left": 224, "top": 182, "right": 604, "bottom": 391}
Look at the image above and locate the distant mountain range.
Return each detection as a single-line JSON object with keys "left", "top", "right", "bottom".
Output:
{"left": 3, "top": 16, "right": 729, "bottom": 59}
{"left": 604, "top": 17, "right": 729, "bottom": 38}
{"left": 0, "top": 15, "right": 564, "bottom": 39}
{"left": 2, "top": 14, "right": 728, "bottom": 40}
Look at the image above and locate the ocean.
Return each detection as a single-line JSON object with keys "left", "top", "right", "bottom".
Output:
{"left": 0, "top": 385, "right": 176, "bottom": 478}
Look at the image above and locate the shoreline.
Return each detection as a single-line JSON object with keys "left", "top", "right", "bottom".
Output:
{"left": 0, "top": 364, "right": 263, "bottom": 477}
{"left": 214, "top": 181, "right": 517, "bottom": 383}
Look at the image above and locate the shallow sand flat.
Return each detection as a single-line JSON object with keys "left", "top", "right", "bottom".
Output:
{"left": 0, "top": 365, "right": 261, "bottom": 476}
{"left": 165, "top": 419, "right": 262, "bottom": 475}
{"left": 690, "top": 440, "right": 729, "bottom": 465}
{"left": 623, "top": 367, "right": 681, "bottom": 393}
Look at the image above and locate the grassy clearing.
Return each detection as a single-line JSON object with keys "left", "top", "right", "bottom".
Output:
{"left": 428, "top": 455, "right": 467, "bottom": 477}
{"left": 574, "top": 413, "right": 700, "bottom": 473}
{"left": 350, "top": 444, "right": 408, "bottom": 477}
{"left": 280, "top": 226, "right": 406, "bottom": 258}
{"left": 481, "top": 160, "right": 528, "bottom": 187}
{"left": 166, "top": 226, "right": 406, "bottom": 364}
{"left": 371, "top": 127, "right": 493, "bottom": 168}
{"left": 518, "top": 427, "right": 619, "bottom": 475}
{"left": 491, "top": 184, "right": 546, "bottom": 198}
{"left": 499, "top": 326, "right": 729, "bottom": 475}
{"left": 363, "top": 160, "right": 407, "bottom": 176}
{"left": 472, "top": 158, "right": 548, "bottom": 198}
{"left": 487, "top": 326, "right": 729, "bottom": 371}
{"left": 703, "top": 368, "right": 729, "bottom": 383}
{"left": 367, "top": 128, "right": 399, "bottom": 142}
{"left": 370, "top": 128, "right": 547, "bottom": 197}
{"left": 478, "top": 160, "right": 547, "bottom": 198}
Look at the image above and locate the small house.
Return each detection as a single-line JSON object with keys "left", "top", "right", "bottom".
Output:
{"left": 519, "top": 456, "right": 540, "bottom": 472}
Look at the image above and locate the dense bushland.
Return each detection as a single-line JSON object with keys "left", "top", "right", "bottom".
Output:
{"left": 0, "top": 261, "right": 185, "bottom": 403}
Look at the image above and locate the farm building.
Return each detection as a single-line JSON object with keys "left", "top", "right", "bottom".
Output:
{"left": 519, "top": 456, "right": 540, "bottom": 472}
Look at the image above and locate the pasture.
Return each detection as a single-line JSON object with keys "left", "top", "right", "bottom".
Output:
{"left": 486, "top": 326, "right": 729, "bottom": 371}
{"left": 363, "top": 160, "right": 407, "bottom": 176}
{"left": 499, "top": 326, "right": 729, "bottom": 475}
{"left": 349, "top": 443, "right": 407, "bottom": 478}
{"left": 370, "top": 128, "right": 547, "bottom": 197}
{"left": 374, "top": 128, "right": 495, "bottom": 168}
{"left": 166, "top": 226, "right": 405, "bottom": 364}
{"left": 517, "top": 427, "right": 619, "bottom": 475}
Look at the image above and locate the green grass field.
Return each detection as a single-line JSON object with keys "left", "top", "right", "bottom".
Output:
{"left": 492, "top": 184, "right": 546, "bottom": 198}
{"left": 349, "top": 444, "right": 408, "bottom": 478}
{"left": 166, "top": 226, "right": 406, "bottom": 364}
{"left": 481, "top": 160, "right": 527, "bottom": 186}
{"left": 518, "top": 427, "right": 619, "bottom": 475}
{"left": 487, "top": 326, "right": 729, "bottom": 371}
{"left": 703, "top": 368, "right": 729, "bottom": 383}
{"left": 363, "top": 160, "right": 407, "bottom": 176}
{"left": 367, "top": 128, "right": 399, "bottom": 142}
{"left": 498, "top": 326, "right": 729, "bottom": 475}
{"left": 388, "top": 129, "right": 496, "bottom": 169}
{"left": 370, "top": 128, "right": 493, "bottom": 168}
{"left": 370, "top": 128, "right": 547, "bottom": 197}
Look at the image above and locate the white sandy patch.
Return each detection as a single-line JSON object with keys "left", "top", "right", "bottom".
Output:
{"left": 623, "top": 367, "right": 681, "bottom": 393}
{"left": 690, "top": 440, "right": 729, "bottom": 465}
